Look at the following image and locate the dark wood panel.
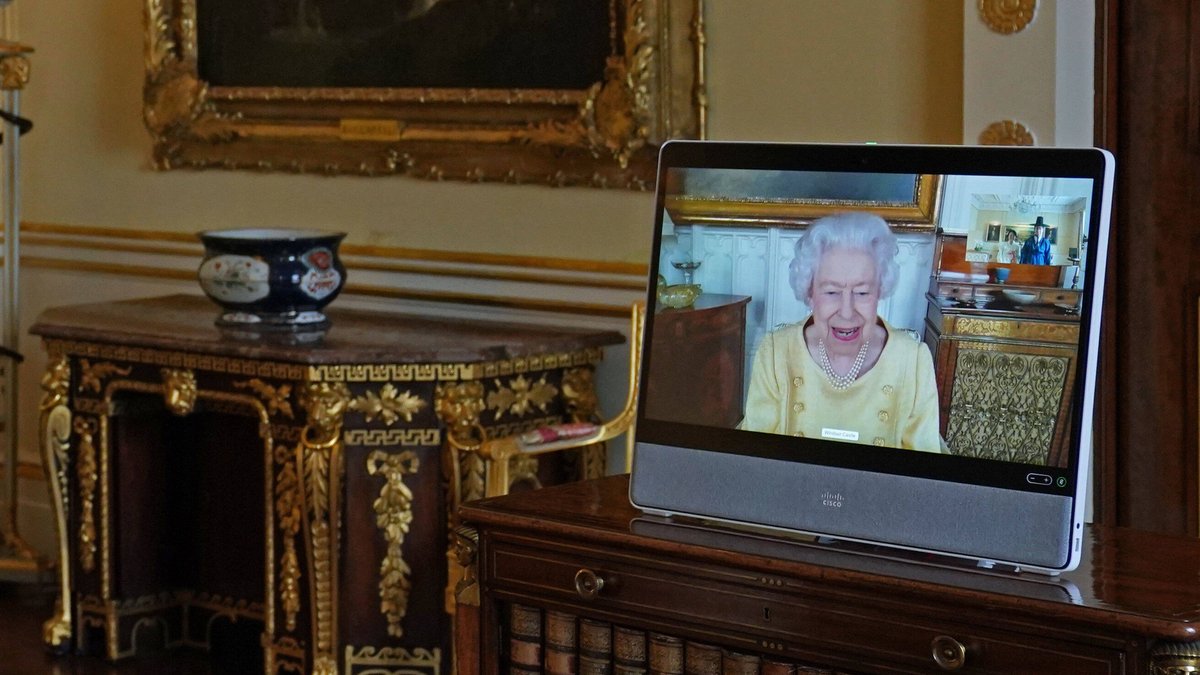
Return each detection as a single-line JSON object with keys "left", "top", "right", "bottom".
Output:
{"left": 645, "top": 294, "right": 750, "bottom": 428}
{"left": 463, "top": 476, "right": 1200, "bottom": 673}
{"left": 1095, "top": 0, "right": 1200, "bottom": 534}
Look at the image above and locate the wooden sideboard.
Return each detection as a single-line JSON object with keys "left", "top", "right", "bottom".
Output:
{"left": 29, "top": 294, "right": 622, "bottom": 675}
{"left": 458, "top": 475, "right": 1200, "bottom": 674}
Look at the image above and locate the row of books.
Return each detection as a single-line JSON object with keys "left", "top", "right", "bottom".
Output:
{"left": 508, "top": 603, "right": 843, "bottom": 675}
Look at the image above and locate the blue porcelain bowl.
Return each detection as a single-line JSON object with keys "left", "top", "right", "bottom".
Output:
{"left": 197, "top": 228, "right": 347, "bottom": 330}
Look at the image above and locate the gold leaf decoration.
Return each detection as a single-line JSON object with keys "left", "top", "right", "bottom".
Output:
{"left": 39, "top": 356, "right": 70, "bottom": 411}
{"left": 296, "top": 381, "right": 350, "bottom": 664}
{"left": 234, "top": 378, "right": 294, "bottom": 418}
{"left": 561, "top": 367, "right": 599, "bottom": 419}
{"left": 349, "top": 384, "right": 427, "bottom": 426}
{"left": 435, "top": 381, "right": 486, "bottom": 452}
{"left": 273, "top": 445, "right": 302, "bottom": 631}
{"left": 486, "top": 374, "right": 558, "bottom": 420}
{"left": 978, "top": 0, "right": 1037, "bottom": 35}
{"left": 582, "top": 0, "right": 654, "bottom": 167}
{"left": 78, "top": 360, "right": 132, "bottom": 394}
{"left": 367, "top": 450, "right": 420, "bottom": 638}
{"left": 74, "top": 416, "right": 99, "bottom": 572}
{"left": 946, "top": 350, "right": 1068, "bottom": 463}
{"left": 0, "top": 55, "right": 31, "bottom": 91}
{"left": 979, "top": 120, "right": 1035, "bottom": 146}
{"left": 160, "top": 368, "right": 198, "bottom": 416}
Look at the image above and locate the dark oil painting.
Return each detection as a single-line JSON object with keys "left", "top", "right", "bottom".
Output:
{"left": 196, "top": 0, "right": 613, "bottom": 90}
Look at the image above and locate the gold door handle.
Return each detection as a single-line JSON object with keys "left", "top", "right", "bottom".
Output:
{"left": 573, "top": 568, "right": 605, "bottom": 600}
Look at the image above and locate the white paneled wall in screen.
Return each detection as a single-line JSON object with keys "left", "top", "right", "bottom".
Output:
{"left": 659, "top": 225, "right": 936, "bottom": 401}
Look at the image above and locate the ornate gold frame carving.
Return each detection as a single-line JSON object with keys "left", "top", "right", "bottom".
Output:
{"left": 664, "top": 174, "right": 942, "bottom": 230}
{"left": 143, "top": 0, "right": 705, "bottom": 188}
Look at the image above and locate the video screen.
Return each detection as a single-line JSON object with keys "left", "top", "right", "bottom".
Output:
{"left": 642, "top": 168, "right": 1098, "bottom": 471}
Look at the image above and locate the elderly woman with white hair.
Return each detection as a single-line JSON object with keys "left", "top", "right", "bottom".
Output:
{"left": 741, "top": 212, "right": 942, "bottom": 452}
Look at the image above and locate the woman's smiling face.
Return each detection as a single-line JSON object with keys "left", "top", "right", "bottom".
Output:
{"left": 809, "top": 246, "right": 880, "bottom": 356}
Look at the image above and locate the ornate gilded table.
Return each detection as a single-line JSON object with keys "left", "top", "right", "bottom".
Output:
{"left": 30, "top": 294, "right": 621, "bottom": 675}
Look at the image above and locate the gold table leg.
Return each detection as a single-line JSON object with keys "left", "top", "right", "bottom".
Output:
{"left": 39, "top": 357, "right": 72, "bottom": 652}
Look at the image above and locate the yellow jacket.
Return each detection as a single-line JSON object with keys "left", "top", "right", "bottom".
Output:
{"left": 741, "top": 319, "right": 943, "bottom": 453}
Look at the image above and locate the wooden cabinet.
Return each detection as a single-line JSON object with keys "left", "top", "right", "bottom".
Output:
{"left": 924, "top": 300, "right": 1082, "bottom": 467}
{"left": 459, "top": 475, "right": 1200, "bottom": 674}
{"left": 924, "top": 235, "right": 1085, "bottom": 467}
{"left": 644, "top": 294, "right": 750, "bottom": 428}
{"left": 30, "top": 294, "right": 621, "bottom": 675}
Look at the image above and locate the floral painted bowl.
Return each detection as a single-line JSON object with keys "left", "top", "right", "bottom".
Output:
{"left": 197, "top": 228, "right": 347, "bottom": 330}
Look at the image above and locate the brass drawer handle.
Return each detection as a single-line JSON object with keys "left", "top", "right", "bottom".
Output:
{"left": 931, "top": 635, "right": 967, "bottom": 670}
{"left": 574, "top": 568, "right": 605, "bottom": 600}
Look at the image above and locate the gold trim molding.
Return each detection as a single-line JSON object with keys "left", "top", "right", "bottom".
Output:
{"left": 22, "top": 221, "right": 648, "bottom": 277}
{"left": 20, "top": 222, "right": 645, "bottom": 317}
{"left": 44, "top": 340, "right": 603, "bottom": 385}
{"left": 978, "top": 0, "right": 1037, "bottom": 35}
{"left": 142, "top": 0, "right": 704, "bottom": 188}
{"left": 343, "top": 645, "right": 441, "bottom": 675}
{"left": 948, "top": 317, "right": 1079, "bottom": 344}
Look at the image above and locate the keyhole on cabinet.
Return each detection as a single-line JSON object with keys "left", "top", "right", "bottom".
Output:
{"left": 763, "top": 606, "right": 771, "bottom": 622}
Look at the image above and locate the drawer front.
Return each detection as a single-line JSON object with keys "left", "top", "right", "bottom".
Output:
{"left": 485, "top": 538, "right": 1125, "bottom": 674}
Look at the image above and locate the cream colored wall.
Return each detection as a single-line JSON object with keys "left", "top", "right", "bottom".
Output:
{"left": 5, "top": 1, "right": 964, "bottom": 558}
{"left": 17, "top": 0, "right": 962, "bottom": 262}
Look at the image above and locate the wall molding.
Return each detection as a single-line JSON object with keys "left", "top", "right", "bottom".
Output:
{"left": 18, "top": 222, "right": 649, "bottom": 318}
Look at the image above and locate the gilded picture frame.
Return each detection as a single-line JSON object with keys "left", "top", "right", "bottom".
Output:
{"left": 143, "top": 0, "right": 706, "bottom": 189}
{"left": 663, "top": 169, "right": 941, "bottom": 230}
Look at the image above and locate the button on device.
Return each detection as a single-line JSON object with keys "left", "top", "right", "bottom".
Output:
{"left": 1026, "top": 473, "right": 1053, "bottom": 486}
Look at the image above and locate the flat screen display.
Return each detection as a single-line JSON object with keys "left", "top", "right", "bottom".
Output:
{"left": 631, "top": 141, "right": 1113, "bottom": 572}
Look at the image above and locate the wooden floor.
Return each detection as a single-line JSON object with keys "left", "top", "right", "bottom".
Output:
{"left": 0, "top": 583, "right": 236, "bottom": 674}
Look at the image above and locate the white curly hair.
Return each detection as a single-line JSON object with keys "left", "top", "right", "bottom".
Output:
{"left": 789, "top": 211, "right": 900, "bottom": 303}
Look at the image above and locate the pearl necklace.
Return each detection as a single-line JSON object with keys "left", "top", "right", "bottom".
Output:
{"left": 818, "top": 337, "right": 870, "bottom": 390}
